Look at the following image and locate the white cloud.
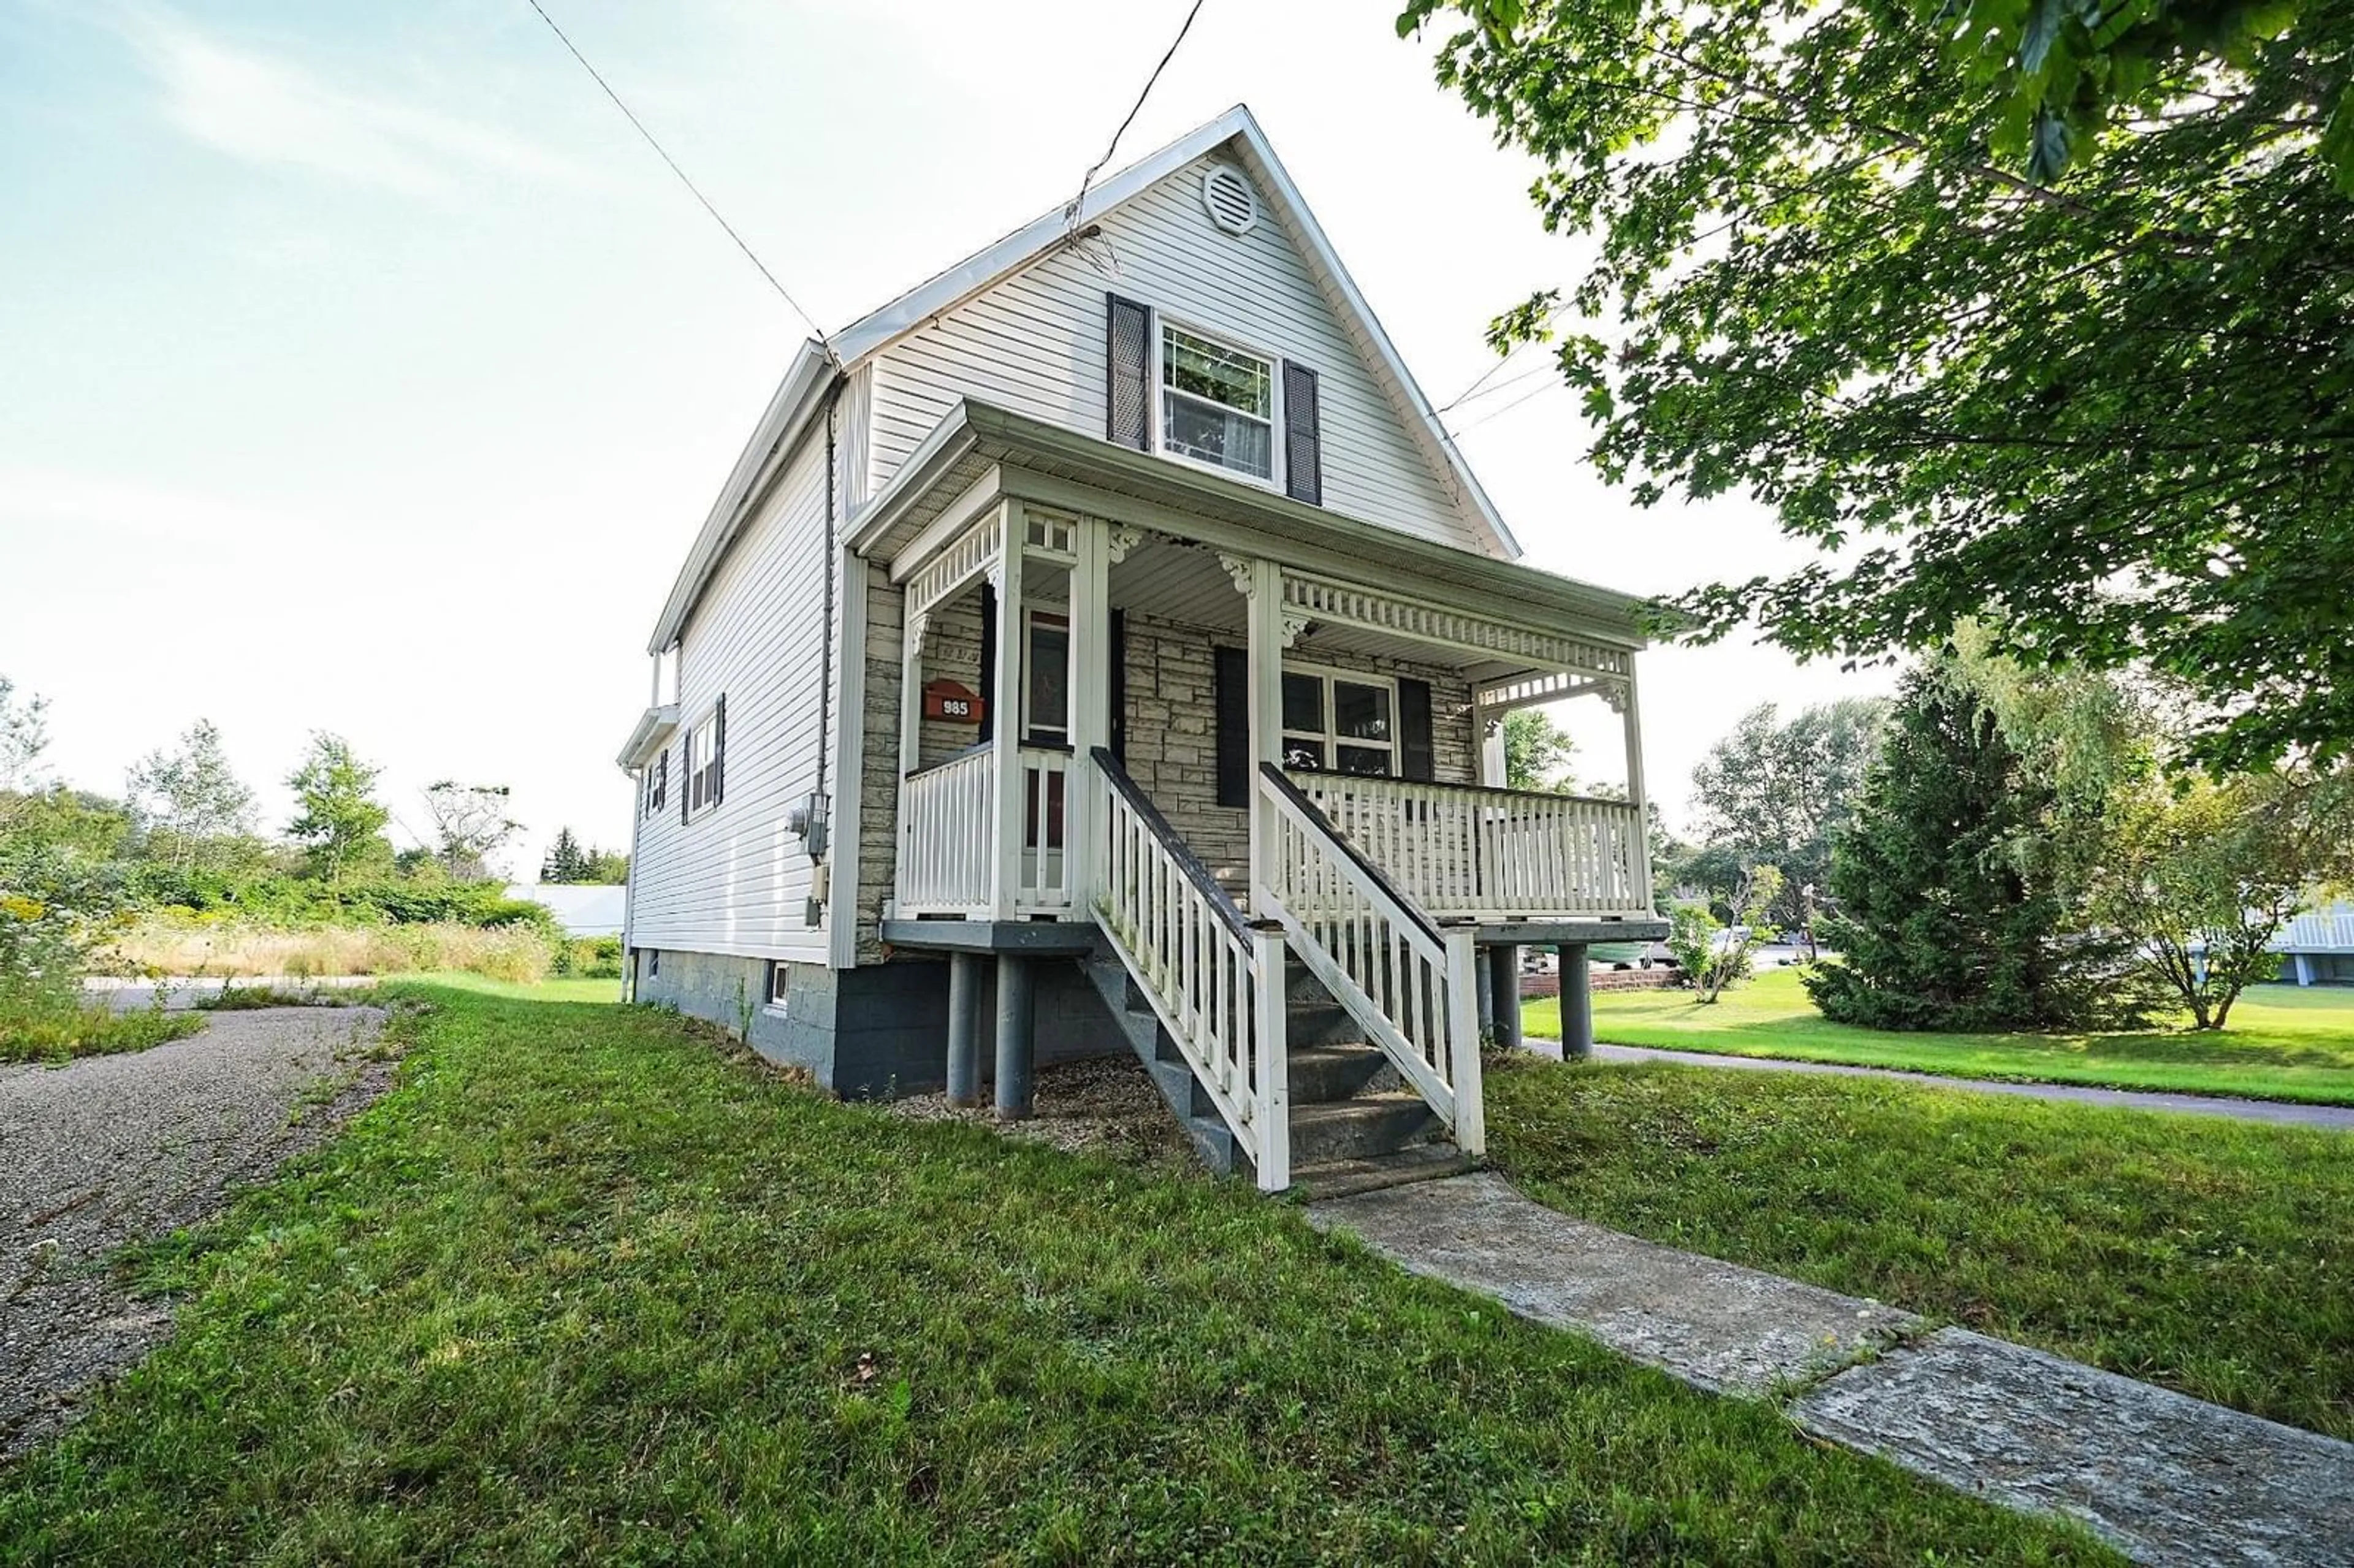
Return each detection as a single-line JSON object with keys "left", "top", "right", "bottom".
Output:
{"left": 112, "top": 7, "right": 582, "bottom": 196}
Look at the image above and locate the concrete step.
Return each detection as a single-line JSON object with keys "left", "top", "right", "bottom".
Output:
{"left": 1286, "top": 1041, "right": 1400, "bottom": 1105}
{"left": 1289, "top": 1093, "right": 1443, "bottom": 1166}
{"left": 1076, "top": 950, "right": 1241, "bottom": 1174}
{"left": 1288, "top": 1143, "right": 1476, "bottom": 1201}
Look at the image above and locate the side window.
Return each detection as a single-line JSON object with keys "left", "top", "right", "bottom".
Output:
{"left": 685, "top": 696, "right": 726, "bottom": 820}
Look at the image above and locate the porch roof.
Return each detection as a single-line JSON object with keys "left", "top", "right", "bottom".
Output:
{"left": 847, "top": 399, "right": 1655, "bottom": 655}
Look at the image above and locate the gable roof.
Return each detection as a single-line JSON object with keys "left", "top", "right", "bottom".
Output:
{"left": 829, "top": 104, "right": 1519, "bottom": 560}
{"left": 647, "top": 105, "right": 1523, "bottom": 654}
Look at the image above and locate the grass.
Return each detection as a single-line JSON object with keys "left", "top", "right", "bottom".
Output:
{"left": 1525, "top": 967, "right": 2354, "bottom": 1105}
{"left": 0, "top": 995, "right": 204, "bottom": 1064}
{"left": 106, "top": 918, "right": 560, "bottom": 984}
{"left": 1484, "top": 1051, "right": 2354, "bottom": 1440}
{"left": 0, "top": 982, "right": 2109, "bottom": 1565}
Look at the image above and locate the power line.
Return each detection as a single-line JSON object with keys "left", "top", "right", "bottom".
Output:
{"left": 1063, "top": 0, "right": 1209, "bottom": 239}
{"left": 1436, "top": 360, "right": 1556, "bottom": 416}
{"left": 524, "top": 0, "right": 839, "bottom": 362}
{"left": 1451, "top": 376, "right": 1561, "bottom": 436}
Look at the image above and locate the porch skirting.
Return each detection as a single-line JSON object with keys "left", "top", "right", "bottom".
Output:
{"left": 630, "top": 946, "right": 1122, "bottom": 1098}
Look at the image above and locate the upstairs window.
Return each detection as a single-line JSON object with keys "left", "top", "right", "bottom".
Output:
{"left": 1161, "top": 324, "right": 1273, "bottom": 481}
{"left": 685, "top": 698, "right": 725, "bottom": 820}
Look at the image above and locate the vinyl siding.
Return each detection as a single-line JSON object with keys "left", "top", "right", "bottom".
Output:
{"left": 866, "top": 151, "right": 1483, "bottom": 552}
{"left": 629, "top": 425, "right": 834, "bottom": 962}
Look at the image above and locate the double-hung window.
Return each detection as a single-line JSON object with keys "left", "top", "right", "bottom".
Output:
{"left": 1280, "top": 667, "right": 1396, "bottom": 777}
{"left": 686, "top": 703, "right": 723, "bottom": 818}
{"left": 1160, "top": 324, "right": 1275, "bottom": 482}
{"left": 644, "top": 752, "right": 668, "bottom": 818}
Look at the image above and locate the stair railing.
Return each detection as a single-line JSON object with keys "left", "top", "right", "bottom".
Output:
{"left": 1257, "top": 763, "right": 1484, "bottom": 1156}
{"left": 1090, "top": 750, "right": 1289, "bottom": 1189}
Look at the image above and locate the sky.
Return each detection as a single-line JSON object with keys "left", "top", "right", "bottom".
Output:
{"left": 0, "top": 0, "right": 1895, "bottom": 877}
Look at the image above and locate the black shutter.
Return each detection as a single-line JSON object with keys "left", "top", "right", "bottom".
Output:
{"left": 711, "top": 695, "right": 726, "bottom": 807}
{"left": 977, "top": 586, "right": 997, "bottom": 744}
{"left": 1282, "top": 361, "right": 1322, "bottom": 506}
{"left": 1107, "top": 294, "right": 1152, "bottom": 451}
{"left": 679, "top": 739, "right": 690, "bottom": 825}
{"left": 1398, "top": 679, "right": 1435, "bottom": 782}
{"left": 1108, "top": 609, "right": 1128, "bottom": 765}
{"left": 1213, "top": 646, "right": 1249, "bottom": 809}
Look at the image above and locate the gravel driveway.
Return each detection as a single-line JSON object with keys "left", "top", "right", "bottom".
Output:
{"left": 0, "top": 1006, "right": 393, "bottom": 1457}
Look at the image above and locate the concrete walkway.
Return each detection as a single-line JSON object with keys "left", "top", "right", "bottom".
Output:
{"left": 1311, "top": 1173, "right": 2354, "bottom": 1567}
{"left": 1521, "top": 1035, "right": 2354, "bottom": 1132}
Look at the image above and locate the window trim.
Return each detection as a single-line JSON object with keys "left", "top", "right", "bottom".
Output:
{"left": 1279, "top": 661, "right": 1400, "bottom": 778}
{"left": 765, "top": 960, "right": 791, "bottom": 1014}
{"left": 684, "top": 704, "right": 722, "bottom": 821}
{"left": 1152, "top": 313, "right": 1284, "bottom": 493}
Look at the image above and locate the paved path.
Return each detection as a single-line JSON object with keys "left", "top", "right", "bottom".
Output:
{"left": 1313, "top": 1172, "right": 2354, "bottom": 1566}
{"left": 0, "top": 1007, "right": 389, "bottom": 1456}
{"left": 1520, "top": 1035, "right": 2354, "bottom": 1132}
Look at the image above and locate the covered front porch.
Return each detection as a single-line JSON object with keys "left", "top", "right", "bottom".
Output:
{"left": 850, "top": 400, "right": 1665, "bottom": 1188}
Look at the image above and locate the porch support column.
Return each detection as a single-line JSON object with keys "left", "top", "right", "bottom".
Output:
{"left": 945, "top": 951, "right": 983, "bottom": 1106}
{"left": 1558, "top": 943, "right": 1593, "bottom": 1060}
{"left": 993, "top": 952, "right": 1035, "bottom": 1119}
{"left": 1065, "top": 516, "right": 1111, "bottom": 911}
{"left": 1475, "top": 948, "right": 1495, "bottom": 1035}
{"left": 1618, "top": 661, "right": 1652, "bottom": 911}
{"left": 1243, "top": 556, "right": 1286, "bottom": 916}
{"left": 1476, "top": 699, "right": 1507, "bottom": 790}
{"left": 1485, "top": 944, "right": 1522, "bottom": 1052}
{"left": 989, "top": 501, "right": 1027, "bottom": 919}
{"left": 2293, "top": 951, "right": 2316, "bottom": 987}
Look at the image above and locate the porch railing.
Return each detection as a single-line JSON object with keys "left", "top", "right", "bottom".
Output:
{"left": 1018, "top": 746, "right": 1073, "bottom": 913}
{"left": 897, "top": 750, "right": 993, "bottom": 915}
{"left": 1287, "top": 773, "right": 1651, "bottom": 919}
{"left": 1259, "top": 764, "right": 1483, "bottom": 1155}
{"left": 1092, "top": 750, "right": 1289, "bottom": 1190}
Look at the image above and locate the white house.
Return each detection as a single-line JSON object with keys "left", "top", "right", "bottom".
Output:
{"left": 617, "top": 106, "right": 1665, "bottom": 1193}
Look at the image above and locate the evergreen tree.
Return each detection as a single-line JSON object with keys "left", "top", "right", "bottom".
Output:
{"left": 1805, "top": 663, "right": 2085, "bottom": 1031}
{"left": 542, "top": 827, "right": 587, "bottom": 884}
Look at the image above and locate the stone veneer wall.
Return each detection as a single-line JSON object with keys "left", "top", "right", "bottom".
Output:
{"left": 851, "top": 584, "right": 1488, "bottom": 956}
{"left": 1116, "top": 610, "right": 1482, "bottom": 895}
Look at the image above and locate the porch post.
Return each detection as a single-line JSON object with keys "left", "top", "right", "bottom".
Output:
{"left": 1243, "top": 556, "right": 1286, "bottom": 916}
{"left": 989, "top": 501, "right": 1027, "bottom": 919}
{"left": 1066, "top": 516, "right": 1111, "bottom": 911}
{"left": 994, "top": 952, "right": 1035, "bottom": 1119}
{"left": 945, "top": 951, "right": 983, "bottom": 1106}
{"left": 1558, "top": 943, "right": 1593, "bottom": 1060}
{"left": 1618, "top": 661, "right": 1653, "bottom": 911}
{"left": 1485, "top": 943, "right": 1520, "bottom": 1052}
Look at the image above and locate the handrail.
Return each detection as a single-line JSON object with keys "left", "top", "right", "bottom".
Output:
{"left": 1288, "top": 768, "right": 1638, "bottom": 813}
{"left": 902, "top": 742, "right": 991, "bottom": 782}
{"left": 1097, "top": 748, "right": 1248, "bottom": 940}
{"left": 1258, "top": 764, "right": 1443, "bottom": 946}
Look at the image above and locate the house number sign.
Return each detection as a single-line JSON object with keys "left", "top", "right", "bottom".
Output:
{"left": 923, "top": 680, "right": 985, "bottom": 725}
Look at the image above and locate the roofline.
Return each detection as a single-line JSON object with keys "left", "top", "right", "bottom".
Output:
{"left": 827, "top": 104, "right": 1523, "bottom": 560}
{"left": 645, "top": 341, "right": 837, "bottom": 654}
{"left": 849, "top": 398, "right": 1648, "bottom": 644}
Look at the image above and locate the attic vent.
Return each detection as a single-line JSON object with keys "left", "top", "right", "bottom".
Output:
{"left": 1201, "top": 164, "right": 1259, "bottom": 236}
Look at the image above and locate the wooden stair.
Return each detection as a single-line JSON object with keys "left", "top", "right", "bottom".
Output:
{"left": 1080, "top": 939, "right": 1468, "bottom": 1192}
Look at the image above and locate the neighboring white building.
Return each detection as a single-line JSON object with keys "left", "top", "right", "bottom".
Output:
{"left": 504, "top": 883, "right": 626, "bottom": 938}
{"left": 617, "top": 106, "right": 1664, "bottom": 1192}
{"left": 2280, "top": 904, "right": 2354, "bottom": 984}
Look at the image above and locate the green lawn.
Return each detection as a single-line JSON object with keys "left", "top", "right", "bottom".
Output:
{"left": 0, "top": 983, "right": 2108, "bottom": 1565}
{"left": 1525, "top": 968, "right": 2354, "bottom": 1104}
{"left": 1485, "top": 1052, "right": 2354, "bottom": 1440}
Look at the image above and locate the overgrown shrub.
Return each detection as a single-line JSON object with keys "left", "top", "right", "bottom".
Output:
{"left": 107, "top": 918, "right": 554, "bottom": 983}
{"left": 552, "top": 935, "right": 623, "bottom": 980}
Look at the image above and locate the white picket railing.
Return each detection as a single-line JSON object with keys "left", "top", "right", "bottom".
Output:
{"left": 1289, "top": 772, "right": 1651, "bottom": 919}
{"left": 1260, "top": 765, "right": 1483, "bottom": 1155}
{"left": 1092, "top": 750, "right": 1290, "bottom": 1190}
{"left": 896, "top": 749, "right": 993, "bottom": 915}
{"left": 1018, "top": 747, "right": 1073, "bottom": 913}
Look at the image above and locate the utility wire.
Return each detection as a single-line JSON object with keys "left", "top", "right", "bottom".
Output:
{"left": 524, "top": 0, "right": 839, "bottom": 363}
{"left": 1063, "top": 0, "right": 1209, "bottom": 238}
{"left": 1451, "top": 377, "right": 1560, "bottom": 436}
